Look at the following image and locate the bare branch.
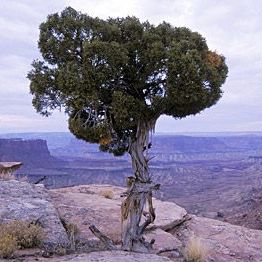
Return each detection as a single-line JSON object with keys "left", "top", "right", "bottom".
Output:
{"left": 34, "top": 176, "right": 47, "bottom": 184}
{"left": 146, "top": 155, "right": 156, "bottom": 163}
{"left": 157, "top": 247, "right": 180, "bottom": 255}
{"left": 89, "top": 225, "right": 117, "bottom": 250}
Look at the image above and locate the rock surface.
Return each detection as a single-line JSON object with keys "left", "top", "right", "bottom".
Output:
{"left": 51, "top": 184, "right": 262, "bottom": 261}
{"left": 1, "top": 182, "right": 262, "bottom": 261}
{"left": 51, "top": 184, "right": 187, "bottom": 244}
{"left": 149, "top": 200, "right": 188, "bottom": 230}
{"left": 23, "top": 250, "right": 172, "bottom": 261}
{"left": 172, "top": 215, "right": 262, "bottom": 262}
{"left": 0, "top": 180, "right": 69, "bottom": 250}
{"left": 144, "top": 228, "right": 182, "bottom": 254}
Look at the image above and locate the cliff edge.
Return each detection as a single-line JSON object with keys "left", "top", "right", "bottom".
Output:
{"left": 0, "top": 181, "right": 261, "bottom": 261}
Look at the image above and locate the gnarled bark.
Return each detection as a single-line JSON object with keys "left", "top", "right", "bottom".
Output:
{"left": 121, "top": 121, "right": 159, "bottom": 252}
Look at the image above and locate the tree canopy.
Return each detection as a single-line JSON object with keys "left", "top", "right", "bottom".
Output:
{"left": 28, "top": 7, "right": 228, "bottom": 156}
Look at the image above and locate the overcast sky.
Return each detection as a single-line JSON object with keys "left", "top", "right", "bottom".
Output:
{"left": 0, "top": 0, "right": 261, "bottom": 133}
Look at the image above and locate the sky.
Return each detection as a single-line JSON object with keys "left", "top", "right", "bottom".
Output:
{"left": 0, "top": 0, "right": 262, "bottom": 133}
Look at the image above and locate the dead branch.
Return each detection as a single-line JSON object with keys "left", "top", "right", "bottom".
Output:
{"left": 89, "top": 225, "right": 117, "bottom": 250}
{"left": 157, "top": 247, "right": 180, "bottom": 255}
{"left": 34, "top": 176, "right": 47, "bottom": 184}
{"left": 145, "top": 155, "right": 156, "bottom": 163}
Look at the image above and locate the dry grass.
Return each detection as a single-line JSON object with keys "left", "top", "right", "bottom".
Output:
{"left": 0, "top": 172, "right": 16, "bottom": 181}
{"left": 60, "top": 218, "right": 80, "bottom": 251}
{"left": 0, "top": 220, "right": 44, "bottom": 258}
{"left": 0, "top": 234, "right": 18, "bottom": 259}
{"left": 184, "top": 237, "right": 208, "bottom": 262}
{"left": 99, "top": 189, "right": 114, "bottom": 199}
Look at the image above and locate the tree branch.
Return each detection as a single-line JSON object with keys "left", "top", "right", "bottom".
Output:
{"left": 89, "top": 225, "right": 117, "bottom": 250}
{"left": 34, "top": 176, "right": 47, "bottom": 184}
{"left": 157, "top": 247, "right": 180, "bottom": 255}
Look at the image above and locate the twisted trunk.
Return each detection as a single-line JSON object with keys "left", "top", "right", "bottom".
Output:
{"left": 121, "top": 121, "right": 159, "bottom": 252}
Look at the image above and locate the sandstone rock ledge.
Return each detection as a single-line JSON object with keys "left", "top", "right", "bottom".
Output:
{"left": 0, "top": 180, "right": 69, "bottom": 251}
{"left": 172, "top": 215, "right": 262, "bottom": 262}
{"left": 51, "top": 184, "right": 187, "bottom": 246}
{"left": 1, "top": 181, "right": 262, "bottom": 262}
{"left": 51, "top": 184, "right": 262, "bottom": 261}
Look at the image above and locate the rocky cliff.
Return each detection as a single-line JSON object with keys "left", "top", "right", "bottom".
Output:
{"left": 0, "top": 139, "right": 62, "bottom": 169}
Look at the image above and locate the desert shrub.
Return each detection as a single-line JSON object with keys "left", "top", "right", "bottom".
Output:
{"left": 99, "top": 189, "right": 114, "bottom": 199}
{"left": 184, "top": 237, "right": 208, "bottom": 262}
{"left": 0, "top": 172, "right": 15, "bottom": 181}
{"left": 0, "top": 220, "right": 44, "bottom": 252}
{"left": 0, "top": 234, "right": 18, "bottom": 259}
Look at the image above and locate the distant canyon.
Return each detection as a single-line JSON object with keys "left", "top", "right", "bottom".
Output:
{"left": 0, "top": 132, "right": 261, "bottom": 230}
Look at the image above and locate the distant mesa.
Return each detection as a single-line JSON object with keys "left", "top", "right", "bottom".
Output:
{"left": 0, "top": 138, "right": 63, "bottom": 168}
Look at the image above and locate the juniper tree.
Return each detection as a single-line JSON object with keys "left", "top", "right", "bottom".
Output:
{"left": 28, "top": 7, "right": 228, "bottom": 252}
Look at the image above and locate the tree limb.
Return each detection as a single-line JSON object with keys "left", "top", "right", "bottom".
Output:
{"left": 89, "top": 225, "right": 117, "bottom": 250}
{"left": 34, "top": 176, "right": 47, "bottom": 184}
{"left": 157, "top": 247, "right": 180, "bottom": 255}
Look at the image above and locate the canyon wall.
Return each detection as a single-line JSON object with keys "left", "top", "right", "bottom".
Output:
{"left": 0, "top": 138, "right": 61, "bottom": 168}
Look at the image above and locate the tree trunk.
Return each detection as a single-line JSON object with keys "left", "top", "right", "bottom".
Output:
{"left": 121, "top": 121, "right": 159, "bottom": 252}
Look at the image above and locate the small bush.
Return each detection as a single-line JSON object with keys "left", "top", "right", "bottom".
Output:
{"left": 99, "top": 189, "right": 114, "bottom": 199}
{"left": 11, "top": 221, "right": 44, "bottom": 248}
{"left": 184, "top": 237, "right": 208, "bottom": 262}
{"left": 0, "top": 220, "right": 44, "bottom": 258}
{"left": 0, "top": 234, "right": 18, "bottom": 259}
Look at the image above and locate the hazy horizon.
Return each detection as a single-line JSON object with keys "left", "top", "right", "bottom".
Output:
{"left": 1, "top": 130, "right": 262, "bottom": 137}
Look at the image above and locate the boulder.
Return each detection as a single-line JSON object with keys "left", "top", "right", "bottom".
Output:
{"left": 0, "top": 180, "right": 69, "bottom": 251}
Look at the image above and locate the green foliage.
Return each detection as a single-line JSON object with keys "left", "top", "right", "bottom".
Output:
{"left": 28, "top": 7, "right": 228, "bottom": 155}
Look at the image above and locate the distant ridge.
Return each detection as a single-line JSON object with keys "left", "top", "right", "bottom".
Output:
{"left": 2, "top": 131, "right": 262, "bottom": 137}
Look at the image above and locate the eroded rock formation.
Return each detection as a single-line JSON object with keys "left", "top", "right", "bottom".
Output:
{"left": 0, "top": 139, "right": 61, "bottom": 168}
